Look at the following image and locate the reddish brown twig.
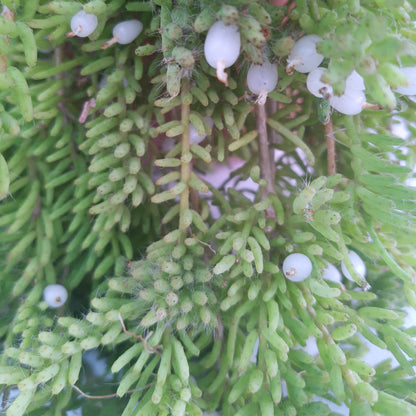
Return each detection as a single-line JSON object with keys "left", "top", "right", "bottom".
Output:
{"left": 118, "top": 313, "right": 162, "bottom": 354}
{"left": 71, "top": 383, "right": 155, "bottom": 399}
{"left": 191, "top": 233, "right": 216, "bottom": 254}
{"left": 78, "top": 98, "right": 96, "bottom": 123}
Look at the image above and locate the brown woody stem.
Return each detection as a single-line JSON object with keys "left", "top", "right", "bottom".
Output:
{"left": 256, "top": 102, "right": 276, "bottom": 217}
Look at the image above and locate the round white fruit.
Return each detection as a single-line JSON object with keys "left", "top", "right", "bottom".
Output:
{"left": 247, "top": 59, "right": 278, "bottom": 95}
{"left": 341, "top": 250, "right": 366, "bottom": 282}
{"left": 306, "top": 67, "right": 333, "bottom": 99}
{"left": 322, "top": 261, "right": 342, "bottom": 283}
{"left": 113, "top": 20, "right": 143, "bottom": 44}
{"left": 70, "top": 10, "right": 98, "bottom": 37}
{"left": 346, "top": 70, "right": 365, "bottom": 91}
{"left": 329, "top": 88, "right": 366, "bottom": 115}
{"left": 287, "top": 34, "right": 323, "bottom": 73}
{"left": 204, "top": 21, "right": 241, "bottom": 69}
{"left": 282, "top": 253, "right": 313, "bottom": 282}
{"left": 394, "top": 66, "right": 416, "bottom": 95}
{"left": 43, "top": 284, "right": 68, "bottom": 309}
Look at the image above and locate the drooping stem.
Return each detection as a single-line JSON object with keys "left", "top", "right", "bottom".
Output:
{"left": 362, "top": 212, "right": 413, "bottom": 283}
{"left": 324, "top": 118, "right": 336, "bottom": 175}
{"left": 301, "top": 285, "right": 358, "bottom": 393}
{"left": 179, "top": 76, "right": 191, "bottom": 238}
{"left": 316, "top": 321, "right": 358, "bottom": 391}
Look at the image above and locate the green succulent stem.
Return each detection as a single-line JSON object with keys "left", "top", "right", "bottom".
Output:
{"left": 304, "top": 294, "right": 359, "bottom": 393}
{"left": 362, "top": 212, "right": 414, "bottom": 283}
{"left": 179, "top": 76, "right": 191, "bottom": 239}
{"left": 317, "top": 320, "right": 358, "bottom": 391}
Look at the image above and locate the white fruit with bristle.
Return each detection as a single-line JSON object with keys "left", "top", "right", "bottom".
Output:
{"left": 189, "top": 117, "right": 214, "bottom": 145}
{"left": 394, "top": 66, "right": 416, "bottom": 95}
{"left": 102, "top": 20, "right": 143, "bottom": 49}
{"left": 43, "top": 284, "right": 68, "bottom": 309}
{"left": 341, "top": 250, "right": 366, "bottom": 282}
{"left": 287, "top": 34, "right": 323, "bottom": 73}
{"left": 322, "top": 261, "right": 342, "bottom": 283}
{"left": 204, "top": 21, "right": 241, "bottom": 85}
{"left": 329, "top": 89, "right": 366, "bottom": 115}
{"left": 307, "top": 67, "right": 333, "bottom": 99}
{"left": 282, "top": 253, "right": 313, "bottom": 282}
{"left": 247, "top": 59, "right": 278, "bottom": 104}
{"left": 68, "top": 10, "right": 98, "bottom": 38}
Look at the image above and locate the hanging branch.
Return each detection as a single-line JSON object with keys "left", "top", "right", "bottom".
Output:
{"left": 179, "top": 76, "right": 191, "bottom": 238}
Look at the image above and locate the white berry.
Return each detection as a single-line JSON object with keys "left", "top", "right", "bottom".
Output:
{"left": 322, "top": 261, "right": 342, "bottom": 283}
{"left": 113, "top": 20, "right": 143, "bottom": 44}
{"left": 247, "top": 59, "right": 278, "bottom": 94}
{"left": 43, "top": 284, "right": 68, "bottom": 308}
{"left": 341, "top": 250, "right": 366, "bottom": 282}
{"left": 346, "top": 70, "right": 365, "bottom": 91}
{"left": 204, "top": 21, "right": 241, "bottom": 85}
{"left": 306, "top": 67, "right": 333, "bottom": 99}
{"left": 394, "top": 66, "right": 416, "bottom": 95}
{"left": 102, "top": 20, "right": 143, "bottom": 49}
{"left": 329, "top": 88, "right": 366, "bottom": 115}
{"left": 282, "top": 253, "right": 313, "bottom": 282}
{"left": 287, "top": 34, "right": 323, "bottom": 74}
{"left": 247, "top": 58, "right": 278, "bottom": 104}
{"left": 70, "top": 10, "right": 98, "bottom": 38}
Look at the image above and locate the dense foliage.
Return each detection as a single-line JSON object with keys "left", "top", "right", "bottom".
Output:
{"left": 1, "top": 1, "right": 416, "bottom": 415}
